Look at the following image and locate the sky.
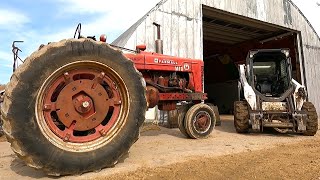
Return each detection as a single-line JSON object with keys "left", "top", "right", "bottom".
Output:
{"left": 0, "top": 0, "right": 319, "bottom": 84}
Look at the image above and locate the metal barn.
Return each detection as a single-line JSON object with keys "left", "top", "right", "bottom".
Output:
{"left": 112, "top": 0, "right": 320, "bottom": 115}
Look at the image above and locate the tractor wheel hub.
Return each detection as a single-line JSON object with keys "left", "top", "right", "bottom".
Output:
{"left": 73, "top": 94, "right": 93, "bottom": 114}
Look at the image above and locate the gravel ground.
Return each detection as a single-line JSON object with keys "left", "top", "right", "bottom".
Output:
{"left": 102, "top": 136, "right": 320, "bottom": 180}
{"left": 0, "top": 115, "right": 319, "bottom": 180}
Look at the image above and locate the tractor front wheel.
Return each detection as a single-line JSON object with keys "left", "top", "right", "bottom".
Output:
{"left": 1, "top": 39, "right": 146, "bottom": 175}
{"left": 184, "top": 103, "right": 215, "bottom": 139}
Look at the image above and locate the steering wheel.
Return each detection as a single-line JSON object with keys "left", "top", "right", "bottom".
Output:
{"left": 73, "top": 23, "right": 82, "bottom": 39}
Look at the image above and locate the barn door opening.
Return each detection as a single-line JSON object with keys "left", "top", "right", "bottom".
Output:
{"left": 201, "top": 5, "right": 302, "bottom": 114}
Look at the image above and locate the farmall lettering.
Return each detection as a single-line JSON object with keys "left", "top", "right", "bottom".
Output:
{"left": 154, "top": 58, "right": 191, "bottom": 72}
{"left": 154, "top": 58, "right": 178, "bottom": 65}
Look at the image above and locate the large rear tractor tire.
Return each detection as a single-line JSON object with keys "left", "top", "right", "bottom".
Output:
{"left": 184, "top": 103, "right": 216, "bottom": 139}
{"left": 302, "top": 102, "right": 318, "bottom": 136}
{"left": 0, "top": 39, "right": 147, "bottom": 176}
{"left": 234, "top": 101, "right": 250, "bottom": 133}
{"left": 0, "top": 91, "right": 4, "bottom": 136}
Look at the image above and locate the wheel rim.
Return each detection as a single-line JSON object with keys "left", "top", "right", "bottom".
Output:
{"left": 36, "top": 61, "right": 129, "bottom": 152}
{"left": 193, "top": 111, "right": 211, "bottom": 134}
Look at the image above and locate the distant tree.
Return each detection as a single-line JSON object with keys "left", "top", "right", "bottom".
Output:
{"left": 317, "top": 2, "right": 320, "bottom": 6}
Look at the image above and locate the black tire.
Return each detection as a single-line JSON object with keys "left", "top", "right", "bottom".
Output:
{"left": 302, "top": 102, "right": 318, "bottom": 136}
{"left": 167, "top": 110, "right": 179, "bottom": 128}
{"left": 0, "top": 39, "right": 146, "bottom": 176}
{"left": 234, "top": 101, "right": 250, "bottom": 133}
{"left": 206, "top": 103, "right": 221, "bottom": 126}
{"left": 178, "top": 104, "right": 191, "bottom": 138}
{"left": 0, "top": 118, "right": 3, "bottom": 137}
{"left": 184, "top": 103, "right": 215, "bottom": 139}
{"left": 0, "top": 92, "right": 3, "bottom": 137}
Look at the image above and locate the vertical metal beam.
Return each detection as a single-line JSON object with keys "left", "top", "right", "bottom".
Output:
{"left": 200, "top": 4, "right": 204, "bottom": 94}
{"left": 296, "top": 32, "right": 308, "bottom": 100}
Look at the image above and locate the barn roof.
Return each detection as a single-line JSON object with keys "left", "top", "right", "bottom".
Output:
{"left": 112, "top": 0, "right": 320, "bottom": 46}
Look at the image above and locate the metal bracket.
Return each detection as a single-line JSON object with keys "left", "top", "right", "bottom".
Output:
{"left": 251, "top": 113, "right": 261, "bottom": 132}
{"left": 293, "top": 113, "right": 307, "bottom": 132}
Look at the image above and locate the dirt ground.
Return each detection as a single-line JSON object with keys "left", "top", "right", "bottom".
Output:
{"left": 103, "top": 136, "right": 320, "bottom": 180}
{"left": 0, "top": 116, "right": 319, "bottom": 180}
{"left": 0, "top": 136, "right": 5, "bottom": 142}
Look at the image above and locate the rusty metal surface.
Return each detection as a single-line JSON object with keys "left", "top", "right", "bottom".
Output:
{"left": 194, "top": 111, "right": 211, "bottom": 133}
{"left": 55, "top": 80, "right": 109, "bottom": 131}
{"left": 41, "top": 68, "right": 122, "bottom": 143}
{"left": 158, "top": 102, "right": 176, "bottom": 111}
{"left": 159, "top": 93, "right": 207, "bottom": 101}
{"left": 158, "top": 76, "right": 166, "bottom": 86}
{"left": 160, "top": 104, "right": 191, "bottom": 128}
{"left": 146, "top": 86, "right": 159, "bottom": 108}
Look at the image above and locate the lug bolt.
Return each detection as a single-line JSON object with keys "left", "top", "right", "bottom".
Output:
{"left": 99, "top": 129, "right": 106, "bottom": 136}
{"left": 63, "top": 133, "right": 71, "bottom": 142}
{"left": 114, "top": 100, "right": 122, "bottom": 105}
{"left": 82, "top": 101, "right": 90, "bottom": 108}
{"left": 43, "top": 104, "right": 51, "bottom": 111}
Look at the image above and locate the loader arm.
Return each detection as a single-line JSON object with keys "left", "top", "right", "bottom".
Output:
{"left": 239, "top": 65, "right": 256, "bottom": 110}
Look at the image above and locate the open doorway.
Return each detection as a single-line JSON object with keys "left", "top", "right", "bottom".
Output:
{"left": 202, "top": 5, "right": 302, "bottom": 114}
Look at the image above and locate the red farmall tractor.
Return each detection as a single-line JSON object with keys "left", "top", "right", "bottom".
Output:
{"left": 0, "top": 24, "right": 217, "bottom": 175}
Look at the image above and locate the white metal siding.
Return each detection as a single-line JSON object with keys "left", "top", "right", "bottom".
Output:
{"left": 120, "top": 0, "right": 203, "bottom": 59}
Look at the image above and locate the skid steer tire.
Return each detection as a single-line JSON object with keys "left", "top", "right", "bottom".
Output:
{"left": 234, "top": 101, "right": 250, "bottom": 133}
{"left": 0, "top": 39, "right": 147, "bottom": 176}
{"left": 302, "top": 102, "right": 318, "bottom": 136}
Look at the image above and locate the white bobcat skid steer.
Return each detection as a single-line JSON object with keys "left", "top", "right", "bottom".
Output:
{"left": 234, "top": 49, "right": 318, "bottom": 135}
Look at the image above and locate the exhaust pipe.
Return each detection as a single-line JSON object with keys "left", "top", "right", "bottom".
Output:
{"left": 153, "top": 22, "right": 163, "bottom": 54}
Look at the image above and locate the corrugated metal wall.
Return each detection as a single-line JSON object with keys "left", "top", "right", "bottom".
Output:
{"left": 112, "top": 0, "right": 320, "bottom": 113}
{"left": 115, "top": 0, "right": 203, "bottom": 59}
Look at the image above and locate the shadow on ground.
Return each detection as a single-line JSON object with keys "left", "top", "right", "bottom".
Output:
{"left": 141, "top": 115, "right": 300, "bottom": 138}
{"left": 216, "top": 115, "right": 299, "bottom": 137}
{"left": 10, "top": 158, "right": 49, "bottom": 179}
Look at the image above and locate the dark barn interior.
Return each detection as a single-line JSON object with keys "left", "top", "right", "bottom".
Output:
{"left": 202, "top": 5, "right": 301, "bottom": 114}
